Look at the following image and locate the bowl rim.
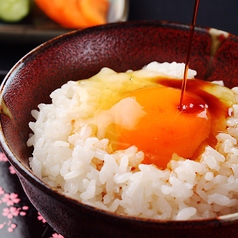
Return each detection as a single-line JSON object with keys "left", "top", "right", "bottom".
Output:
{"left": 1, "top": 20, "right": 238, "bottom": 225}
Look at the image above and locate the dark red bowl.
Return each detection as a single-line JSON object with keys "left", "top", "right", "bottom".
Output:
{"left": 1, "top": 21, "right": 238, "bottom": 238}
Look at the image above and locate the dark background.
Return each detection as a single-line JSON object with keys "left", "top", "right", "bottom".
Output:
{"left": 129, "top": 0, "right": 238, "bottom": 36}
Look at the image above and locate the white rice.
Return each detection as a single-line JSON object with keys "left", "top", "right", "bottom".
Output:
{"left": 27, "top": 62, "right": 238, "bottom": 220}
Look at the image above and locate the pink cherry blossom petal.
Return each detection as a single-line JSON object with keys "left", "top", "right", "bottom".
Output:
{"left": 0, "top": 222, "right": 6, "bottom": 229}
{"left": 37, "top": 212, "right": 47, "bottom": 223}
{"left": 9, "top": 166, "right": 16, "bottom": 174}
{"left": 0, "top": 153, "right": 8, "bottom": 162}
{"left": 8, "top": 223, "right": 17, "bottom": 232}
{"left": 20, "top": 211, "right": 26, "bottom": 216}
{"left": 51, "top": 233, "right": 65, "bottom": 238}
{"left": 22, "top": 206, "right": 29, "bottom": 210}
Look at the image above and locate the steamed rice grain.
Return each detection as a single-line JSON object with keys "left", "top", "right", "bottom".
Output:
{"left": 27, "top": 62, "right": 238, "bottom": 220}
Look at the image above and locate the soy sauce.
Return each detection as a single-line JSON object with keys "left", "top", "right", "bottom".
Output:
{"left": 159, "top": 77, "right": 230, "bottom": 148}
{"left": 179, "top": 0, "right": 200, "bottom": 110}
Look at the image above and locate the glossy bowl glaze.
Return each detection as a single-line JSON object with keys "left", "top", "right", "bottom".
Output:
{"left": 1, "top": 21, "right": 238, "bottom": 238}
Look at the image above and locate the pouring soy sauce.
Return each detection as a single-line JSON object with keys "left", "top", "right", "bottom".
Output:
{"left": 179, "top": 0, "right": 200, "bottom": 110}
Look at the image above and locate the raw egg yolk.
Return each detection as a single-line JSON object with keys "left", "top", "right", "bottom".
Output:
{"left": 115, "top": 87, "right": 211, "bottom": 169}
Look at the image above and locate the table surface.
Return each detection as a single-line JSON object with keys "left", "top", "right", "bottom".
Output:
{"left": 1, "top": 1, "right": 238, "bottom": 236}
{"left": 0, "top": 151, "right": 63, "bottom": 238}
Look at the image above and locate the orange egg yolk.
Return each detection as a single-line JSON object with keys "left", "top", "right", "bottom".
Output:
{"left": 115, "top": 87, "right": 211, "bottom": 169}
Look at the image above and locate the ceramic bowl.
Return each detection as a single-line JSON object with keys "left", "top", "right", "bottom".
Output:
{"left": 1, "top": 21, "right": 238, "bottom": 238}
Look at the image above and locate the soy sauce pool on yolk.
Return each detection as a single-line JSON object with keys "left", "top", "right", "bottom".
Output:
{"left": 114, "top": 79, "right": 231, "bottom": 169}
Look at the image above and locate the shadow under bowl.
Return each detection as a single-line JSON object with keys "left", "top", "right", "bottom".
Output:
{"left": 1, "top": 21, "right": 238, "bottom": 238}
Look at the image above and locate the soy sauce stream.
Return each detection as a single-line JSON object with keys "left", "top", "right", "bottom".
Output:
{"left": 179, "top": 0, "right": 200, "bottom": 110}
